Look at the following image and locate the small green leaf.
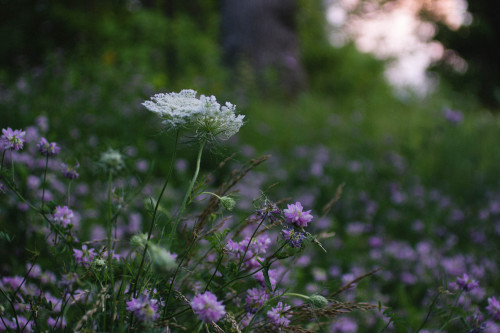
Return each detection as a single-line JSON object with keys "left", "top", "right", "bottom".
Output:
{"left": 263, "top": 266, "right": 272, "bottom": 291}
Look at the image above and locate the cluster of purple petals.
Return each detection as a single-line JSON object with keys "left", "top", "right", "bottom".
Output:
{"left": 266, "top": 302, "right": 292, "bottom": 328}
{"left": 245, "top": 287, "right": 269, "bottom": 313}
{"left": 487, "top": 296, "right": 500, "bottom": 320}
{"left": 37, "top": 137, "right": 60, "bottom": 156}
{"left": 126, "top": 295, "right": 160, "bottom": 322}
{"left": 225, "top": 234, "right": 271, "bottom": 270}
{"left": 0, "top": 315, "right": 34, "bottom": 332}
{"left": 452, "top": 273, "right": 479, "bottom": 292}
{"left": 47, "top": 316, "right": 67, "bottom": 329}
{"left": 191, "top": 291, "right": 226, "bottom": 323}
{"left": 281, "top": 226, "right": 306, "bottom": 248}
{"left": 73, "top": 245, "right": 98, "bottom": 267}
{"left": 256, "top": 201, "right": 283, "bottom": 222}
{"left": 52, "top": 205, "right": 74, "bottom": 227}
{"left": 442, "top": 108, "right": 464, "bottom": 125}
{"left": 1, "top": 127, "right": 26, "bottom": 151}
{"left": 61, "top": 162, "right": 79, "bottom": 180}
{"left": 283, "top": 202, "right": 313, "bottom": 227}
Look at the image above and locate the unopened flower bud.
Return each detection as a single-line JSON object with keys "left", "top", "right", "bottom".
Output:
{"left": 220, "top": 196, "right": 236, "bottom": 211}
{"left": 100, "top": 148, "right": 124, "bottom": 173}
{"left": 131, "top": 234, "right": 148, "bottom": 249}
{"left": 309, "top": 295, "right": 328, "bottom": 308}
{"left": 149, "top": 245, "right": 177, "bottom": 273}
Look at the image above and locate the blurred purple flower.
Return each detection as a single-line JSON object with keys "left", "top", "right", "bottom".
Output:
{"left": 442, "top": 108, "right": 464, "bottom": 124}
{"left": 52, "top": 206, "right": 74, "bottom": 227}
{"left": 245, "top": 287, "right": 268, "bottom": 313}
{"left": 61, "top": 162, "right": 79, "bottom": 180}
{"left": 487, "top": 296, "right": 500, "bottom": 320}
{"left": 267, "top": 302, "right": 291, "bottom": 328}
{"left": 37, "top": 137, "right": 60, "bottom": 156}
{"left": 1, "top": 127, "right": 26, "bottom": 151}
{"left": 126, "top": 295, "right": 160, "bottom": 322}
{"left": 191, "top": 291, "right": 225, "bottom": 323}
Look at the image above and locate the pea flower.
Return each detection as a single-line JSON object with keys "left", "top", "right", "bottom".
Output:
{"left": 281, "top": 226, "right": 306, "bottom": 248}
{"left": 1, "top": 127, "right": 26, "bottom": 151}
{"left": 126, "top": 295, "right": 160, "bottom": 323}
{"left": 487, "top": 296, "right": 500, "bottom": 320}
{"left": 284, "top": 202, "right": 313, "bottom": 227}
{"left": 191, "top": 291, "right": 226, "bottom": 323}
{"left": 52, "top": 206, "right": 74, "bottom": 227}
{"left": 454, "top": 273, "right": 479, "bottom": 291}
{"left": 267, "top": 302, "right": 292, "bottom": 328}
{"left": 142, "top": 89, "right": 244, "bottom": 141}
{"left": 37, "top": 137, "right": 60, "bottom": 156}
{"left": 61, "top": 162, "right": 79, "bottom": 180}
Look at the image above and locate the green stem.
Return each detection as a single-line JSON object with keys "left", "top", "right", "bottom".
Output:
{"left": 204, "top": 253, "right": 224, "bottom": 292}
{"left": 166, "top": 139, "right": 205, "bottom": 249}
{"left": 1, "top": 150, "right": 6, "bottom": 172}
{"left": 438, "top": 290, "right": 464, "bottom": 332}
{"left": 106, "top": 170, "right": 113, "bottom": 332}
{"left": 41, "top": 154, "right": 49, "bottom": 210}
{"left": 10, "top": 151, "right": 14, "bottom": 183}
{"left": 132, "top": 131, "right": 179, "bottom": 300}
{"left": 236, "top": 212, "right": 268, "bottom": 273}
{"left": 67, "top": 180, "right": 72, "bottom": 206}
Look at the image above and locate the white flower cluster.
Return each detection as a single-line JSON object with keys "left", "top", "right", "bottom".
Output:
{"left": 142, "top": 89, "right": 245, "bottom": 140}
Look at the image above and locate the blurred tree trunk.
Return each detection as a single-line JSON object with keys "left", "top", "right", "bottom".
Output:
{"left": 220, "top": 0, "right": 307, "bottom": 96}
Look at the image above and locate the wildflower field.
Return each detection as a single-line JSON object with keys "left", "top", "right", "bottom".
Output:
{"left": 2, "top": 1, "right": 500, "bottom": 332}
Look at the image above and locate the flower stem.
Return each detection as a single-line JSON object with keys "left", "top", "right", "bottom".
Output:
{"left": 166, "top": 139, "right": 205, "bottom": 249}
{"left": 41, "top": 154, "right": 49, "bottom": 210}
{"left": 131, "top": 131, "right": 179, "bottom": 299}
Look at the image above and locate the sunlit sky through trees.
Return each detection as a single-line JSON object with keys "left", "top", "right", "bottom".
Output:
{"left": 327, "top": 0, "right": 471, "bottom": 94}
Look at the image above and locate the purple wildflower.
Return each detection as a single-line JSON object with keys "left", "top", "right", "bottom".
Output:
{"left": 487, "top": 296, "right": 500, "bottom": 320}
{"left": 191, "top": 291, "right": 226, "bottom": 323}
{"left": 73, "top": 245, "right": 97, "bottom": 267}
{"left": 126, "top": 295, "right": 160, "bottom": 322}
{"left": 454, "top": 273, "right": 479, "bottom": 291}
{"left": 281, "top": 226, "right": 306, "bottom": 248}
{"left": 37, "top": 137, "right": 60, "bottom": 156}
{"left": 256, "top": 201, "right": 283, "bottom": 222}
{"left": 245, "top": 288, "right": 269, "bottom": 313}
{"left": 61, "top": 162, "right": 79, "bottom": 180}
{"left": 47, "top": 316, "right": 67, "bottom": 329}
{"left": 52, "top": 206, "right": 74, "bottom": 227}
{"left": 1, "top": 127, "right": 26, "bottom": 151}
{"left": 267, "top": 302, "right": 291, "bottom": 328}
{"left": 284, "top": 202, "right": 313, "bottom": 227}
{"left": 442, "top": 108, "right": 464, "bottom": 125}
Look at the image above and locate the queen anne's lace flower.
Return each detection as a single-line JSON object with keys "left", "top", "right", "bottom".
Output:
{"left": 142, "top": 89, "right": 244, "bottom": 141}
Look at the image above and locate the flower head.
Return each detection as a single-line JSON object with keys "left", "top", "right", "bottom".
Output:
{"left": 281, "top": 226, "right": 306, "bottom": 248}
{"left": 37, "top": 137, "right": 60, "bottom": 156}
{"left": 143, "top": 89, "right": 244, "bottom": 141}
{"left": 73, "top": 245, "right": 97, "bottom": 267}
{"left": 1, "top": 127, "right": 26, "bottom": 151}
{"left": 443, "top": 108, "right": 464, "bottom": 125}
{"left": 267, "top": 302, "right": 292, "bottom": 328}
{"left": 487, "top": 296, "right": 500, "bottom": 320}
{"left": 454, "top": 273, "right": 479, "bottom": 292}
{"left": 52, "top": 206, "right": 74, "bottom": 227}
{"left": 100, "top": 148, "right": 125, "bottom": 173}
{"left": 284, "top": 202, "right": 313, "bottom": 227}
{"left": 126, "top": 295, "right": 160, "bottom": 323}
{"left": 191, "top": 291, "right": 226, "bottom": 323}
{"left": 61, "top": 162, "right": 79, "bottom": 180}
{"left": 245, "top": 288, "right": 269, "bottom": 313}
